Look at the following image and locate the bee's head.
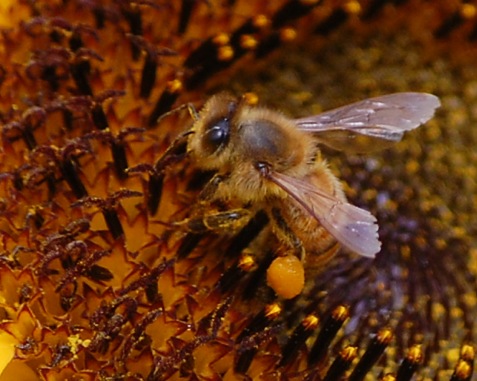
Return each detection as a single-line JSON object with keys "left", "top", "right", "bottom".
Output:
{"left": 187, "top": 93, "right": 239, "bottom": 169}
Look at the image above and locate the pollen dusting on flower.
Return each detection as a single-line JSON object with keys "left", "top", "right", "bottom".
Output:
{"left": 0, "top": 1, "right": 476, "bottom": 380}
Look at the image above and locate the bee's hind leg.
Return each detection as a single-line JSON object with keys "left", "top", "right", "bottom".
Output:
{"left": 270, "top": 207, "right": 306, "bottom": 261}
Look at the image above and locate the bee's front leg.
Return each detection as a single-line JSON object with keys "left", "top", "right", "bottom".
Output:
{"left": 196, "top": 173, "right": 226, "bottom": 202}
{"left": 171, "top": 208, "right": 253, "bottom": 234}
{"left": 170, "top": 173, "right": 253, "bottom": 259}
{"left": 171, "top": 172, "right": 252, "bottom": 233}
{"left": 170, "top": 208, "right": 253, "bottom": 259}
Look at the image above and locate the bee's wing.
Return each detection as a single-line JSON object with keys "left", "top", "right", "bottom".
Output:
{"left": 294, "top": 92, "right": 440, "bottom": 152}
{"left": 268, "top": 171, "right": 381, "bottom": 258}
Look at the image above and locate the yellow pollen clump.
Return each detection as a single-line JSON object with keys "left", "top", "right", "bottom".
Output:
{"left": 266, "top": 255, "right": 305, "bottom": 299}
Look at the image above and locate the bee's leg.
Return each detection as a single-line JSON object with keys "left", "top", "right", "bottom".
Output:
{"left": 196, "top": 173, "right": 227, "bottom": 202}
{"left": 172, "top": 208, "right": 252, "bottom": 234}
{"left": 173, "top": 208, "right": 253, "bottom": 259}
{"left": 270, "top": 207, "right": 306, "bottom": 261}
{"left": 154, "top": 102, "right": 199, "bottom": 126}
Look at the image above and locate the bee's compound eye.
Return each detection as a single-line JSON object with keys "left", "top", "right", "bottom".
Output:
{"left": 203, "top": 117, "right": 230, "bottom": 154}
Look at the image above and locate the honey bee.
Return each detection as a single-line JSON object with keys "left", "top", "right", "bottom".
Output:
{"left": 174, "top": 91, "right": 440, "bottom": 298}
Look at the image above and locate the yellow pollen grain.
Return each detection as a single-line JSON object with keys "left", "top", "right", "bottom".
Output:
{"left": 461, "top": 293, "right": 477, "bottom": 308}
{"left": 340, "top": 346, "right": 358, "bottom": 361}
{"left": 217, "top": 46, "right": 234, "bottom": 61}
{"left": 238, "top": 254, "right": 255, "bottom": 271}
{"left": 166, "top": 79, "right": 183, "bottom": 93}
{"left": 240, "top": 35, "right": 258, "bottom": 50}
{"left": 460, "top": 4, "right": 476, "bottom": 19}
{"left": 253, "top": 14, "right": 270, "bottom": 28}
{"left": 67, "top": 334, "right": 86, "bottom": 353}
{"left": 407, "top": 345, "right": 424, "bottom": 363}
{"left": 405, "top": 160, "right": 420, "bottom": 174}
{"left": 432, "top": 302, "right": 445, "bottom": 320}
{"left": 362, "top": 188, "right": 378, "bottom": 201}
{"left": 344, "top": 1, "right": 361, "bottom": 15}
{"left": 455, "top": 360, "right": 472, "bottom": 379}
{"left": 450, "top": 306, "right": 463, "bottom": 319}
{"left": 213, "top": 33, "right": 229, "bottom": 45}
{"left": 332, "top": 305, "right": 350, "bottom": 321}
{"left": 461, "top": 345, "right": 475, "bottom": 361}
{"left": 303, "top": 314, "right": 319, "bottom": 330}
{"left": 265, "top": 303, "right": 282, "bottom": 319}
{"left": 452, "top": 226, "right": 466, "bottom": 239}
{"left": 280, "top": 27, "right": 297, "bottom": 42}
{"left": 377, "top": 329, "right": 393, "bottom": 344}
{"left": 446, "top": 348, "right": 461, "bottom": 364}
{"left": 383, "top": 199, "right": 398, "bottom": 212}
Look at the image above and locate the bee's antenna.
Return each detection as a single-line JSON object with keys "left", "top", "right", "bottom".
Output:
{"left": 187, "top": 103, "right": 199, "bottom": 121}
{"left": 155, "top": 102, "right": 199, "bottom": 125}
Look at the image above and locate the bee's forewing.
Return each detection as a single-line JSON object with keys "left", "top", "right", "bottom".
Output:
{"left": 294, "top": 92, "right": 440, "bottom": 152}
{"left": 268, "top": 172, "right": 381, "bottom": 258}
